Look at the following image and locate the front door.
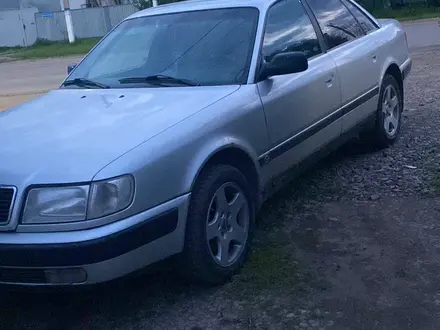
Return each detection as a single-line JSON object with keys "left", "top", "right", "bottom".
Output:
{"left": 257, "top": 0, "right": 342, "bottom": 178}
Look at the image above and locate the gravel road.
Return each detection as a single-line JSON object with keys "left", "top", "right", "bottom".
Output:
{"left": 403, "top": 19, "right": 440, "bottom": 50}
{"left": 1, "top": 48, "right": 440, "bottom": 330}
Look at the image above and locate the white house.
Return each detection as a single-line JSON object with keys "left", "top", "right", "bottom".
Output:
{"left": 0, "top": 0, "right": 134, "bottom": 12}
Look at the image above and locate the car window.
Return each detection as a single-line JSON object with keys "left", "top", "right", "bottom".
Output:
{"left": 307, "top": 0, "right": 364, "bottom": 50}
{"left": 262, "top": 0, "right": 322, "bottom": 62}
{"left": 342, "top": 0, "right": 378, "bottom": 34}
{"left": 67, "top": 8, "right": 258, "bottom": 87}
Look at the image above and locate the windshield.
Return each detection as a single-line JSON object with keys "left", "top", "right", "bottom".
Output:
{"left": 66, "top": 8, "right": 259, "bottom": 88}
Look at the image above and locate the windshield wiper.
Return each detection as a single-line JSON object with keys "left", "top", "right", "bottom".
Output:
{"left": 118, "top": 75, "right": 200, "bottom": 86}
{"left": 62, "top": 78, "right": 110, "bottom": 89}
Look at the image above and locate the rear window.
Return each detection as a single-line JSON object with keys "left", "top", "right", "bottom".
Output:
{"left": 307, "top": 0, "right": 364, "bottom": 50}
{"left": 342, "top": 0, "right": 378, "bottom": 34}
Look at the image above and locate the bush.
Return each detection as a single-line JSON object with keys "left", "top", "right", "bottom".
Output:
{"left": 135, "top": 0, "right": 185, "bottom": 10}
{"left": 357, "top": 0, "right": 440, "bottom": 10}
{"left": 357, "top": 0, "right": 385, "bottom": 11}
{"left": 135, "top": 0, "right": 151, "bottom": 10}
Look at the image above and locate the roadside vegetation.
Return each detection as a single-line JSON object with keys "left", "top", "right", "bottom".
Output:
{"left": 358, "top": 0, "right": 440, "bottom": 21}
{"left": 0, "top": 38, "right": 100, "bottom": 60}
{"left": 372, "top": 4, "right": 440, "bottom": 21}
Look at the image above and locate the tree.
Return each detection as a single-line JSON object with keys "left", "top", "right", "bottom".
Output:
{"left": 136, "top": 0, "right": 151, "bottom": 9}
{"left": 357, "top": 0, "right": 403, "bottom": 10}
{"left": 428, "top": 0, "right": 440, "bottom": 5}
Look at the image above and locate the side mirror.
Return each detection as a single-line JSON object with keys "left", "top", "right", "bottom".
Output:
{"left": 67, "top": 63, "right": 77, "bottom": 74}
{"left": 259, "top": 52, "right": 308, "bottom": 81}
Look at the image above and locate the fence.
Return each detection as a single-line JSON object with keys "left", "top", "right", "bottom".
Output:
{"left": 0, "top": 7, "right": 38, "bottom": 47}
{"left": 35, "top": 4, "right": 138, "bottom": 41}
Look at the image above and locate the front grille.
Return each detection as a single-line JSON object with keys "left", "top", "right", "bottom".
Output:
{"left": 0, "top": 187, "right": 15, "bottom": 224}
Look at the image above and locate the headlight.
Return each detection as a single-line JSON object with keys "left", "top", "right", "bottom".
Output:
{"left": 22, "top": 176, "right": 134, "bottom": 224}
{"left": 23, "top": 186, "right": 89, "bottom": 224}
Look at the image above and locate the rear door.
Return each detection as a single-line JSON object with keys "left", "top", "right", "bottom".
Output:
{"left": 305, "top": 0, "right": 381, "bottom": 132}
{"left": 257, "top": 0, "right": 342, "bottom": 177}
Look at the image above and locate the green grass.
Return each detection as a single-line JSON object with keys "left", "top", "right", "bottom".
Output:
{"left": 372, "top": 4, "right": 440, "bottom": 21}
{"left": 0, "top": 38, "right": 100, "bottom": 60}
{"left": 226, "top": 242, "right": 309, "bottom": 299}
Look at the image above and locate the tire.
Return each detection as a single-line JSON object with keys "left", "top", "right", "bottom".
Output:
{"left": 181, "top": 164, "right": 255, "bottom": 285}
{"left": 364, "top": 74, "right": 403, "bottom": 148}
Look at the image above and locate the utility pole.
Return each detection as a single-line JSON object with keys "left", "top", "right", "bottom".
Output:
{"left": 63, "top": 0, "right": 76, "bottom": 43}
{"left": 152, "top": 0, "right": 158, "bottom": 6}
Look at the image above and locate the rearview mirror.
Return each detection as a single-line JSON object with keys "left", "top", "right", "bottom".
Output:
{"left": 259, "top": 52, "right": 308, "bottom": 81}
{"left": 67, "top": 63, "right": 77, "bottom": 74}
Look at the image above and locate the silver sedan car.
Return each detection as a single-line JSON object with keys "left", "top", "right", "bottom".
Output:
{"left": 0, "top": 0, "right": 411, "bottom": 286}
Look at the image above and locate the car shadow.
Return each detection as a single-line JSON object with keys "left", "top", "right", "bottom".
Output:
{"left": 0, "top": 266, "right": 211, "bottom": 329}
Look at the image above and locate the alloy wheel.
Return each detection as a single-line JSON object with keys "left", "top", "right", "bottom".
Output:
{"left": 382, "top": 84, "right": 400, "bottom": 138}
{"left": 206, "top": 182, "right": 250, "bottom": 267}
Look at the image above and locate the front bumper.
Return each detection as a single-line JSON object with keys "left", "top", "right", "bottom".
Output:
{"left": 0, "top": 194, "right": 190, "bottom": 286}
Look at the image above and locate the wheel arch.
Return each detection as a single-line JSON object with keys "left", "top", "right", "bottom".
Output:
{"left": 188, "top": 143, "right": 262, "bottom": 207}
{"left": 381, "top": 62, "right": 404, "bottom": 105}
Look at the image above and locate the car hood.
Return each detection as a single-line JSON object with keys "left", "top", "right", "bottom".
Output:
{"left": 0, "top": 86, "right": 239, "bottom": 187}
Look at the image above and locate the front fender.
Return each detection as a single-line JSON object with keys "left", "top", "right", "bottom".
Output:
{"left": 183, "top": 135, "right": 261, "bottom": 192}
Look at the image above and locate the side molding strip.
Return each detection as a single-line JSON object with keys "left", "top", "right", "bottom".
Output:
{"left": 258, "top": 85, "right": 379, "bottom": 166}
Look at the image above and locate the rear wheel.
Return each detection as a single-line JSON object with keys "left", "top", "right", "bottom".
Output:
{"left": 181, "top": 165, "right": 254, "bottom": 285}
{"left": 363, "top": 74, "right": 402, "bottom": 148}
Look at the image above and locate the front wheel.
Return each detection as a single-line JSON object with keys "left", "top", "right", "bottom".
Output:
{"left": 181, "top": 164, "right": 254, "bottom": 285}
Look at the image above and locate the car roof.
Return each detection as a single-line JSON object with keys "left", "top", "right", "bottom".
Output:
{"left": 127, "top": 0, "right": 272, "bottom": 20}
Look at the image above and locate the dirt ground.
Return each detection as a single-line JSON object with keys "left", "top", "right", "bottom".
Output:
{"left": 0, "top": 93, "right": 43, "bottom": 112}
{"left": 0, "top": 56, "right": 81, "bottom": 112}
{"left": 1, "top": 49, "right": 440, "bottom": 330}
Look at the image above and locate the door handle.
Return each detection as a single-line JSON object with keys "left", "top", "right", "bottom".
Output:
{"left": 325, "top": 74, "right": 335, "bottom": 86}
